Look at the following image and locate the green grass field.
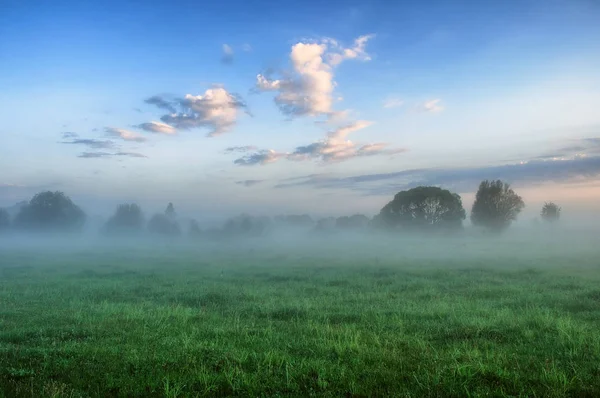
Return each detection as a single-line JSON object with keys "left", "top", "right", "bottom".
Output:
{"left": 1, "top": 236, "right": 600, "bottom": 397}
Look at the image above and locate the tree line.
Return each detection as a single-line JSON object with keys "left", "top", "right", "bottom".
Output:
{"left": 0, "top": 180, "right": 562, "bottom": 237}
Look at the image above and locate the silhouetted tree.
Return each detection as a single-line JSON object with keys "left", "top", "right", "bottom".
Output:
{"left": 189, "top": 219, "right": 202, "bottom": 237}
{"left": 378, "top": 186, "right": 466, "bottom": 230}
{"left": 165, "top": 202, "right": 176, "bottom": 219}
{"left": 14, "top": 191, "right": 85, "bottom": 232}
{"left": 0, "top": 209, "right": 10, "bottom": 231}
{"left": 104, "top": 203, "right": 144, "bottom": 234}
{"left": 315, "top": 217, "right": 336, "bottom": 232}
{"left": 337, "top": 214, "right": 369, "bottom": 229}
{"left": 148, "top": 203, "right": 181, "bottom": 236}
{"left": 275, "top": 214, "right": 314, "bottom": 228}
{"left": 541, "top": 202, "right": 561, "bottom": 223}
{"left": 222, "top": 214, "right": 271, "bottom": 237}
{"left": 471, "top": 180, "right": 524, "bottom": 232}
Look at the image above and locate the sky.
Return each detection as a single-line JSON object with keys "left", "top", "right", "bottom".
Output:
{"left": 1, "top": 0, "right": 600, "bottom": 222}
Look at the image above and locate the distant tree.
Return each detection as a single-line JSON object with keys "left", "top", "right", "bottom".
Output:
{"left": 222, "top": 214, "right": 271, "bottom": 237}
{"left": 0, "top": 208, "right": 10, "bottom": 231}
{"left": 104, "top": 203, "right": 144, "bottom": 234}
{"left": 165, "top": 202, "right": 176, "bottom": 219}
{"left": 189, "top": 219, "right": 202, "bottom": 237}
{"left": 378, "top": 186, "right": 466, "bottom": 230}
{"left": 315, "top": 217, "right": 336, "bottom": 232}
{"left": 148, "top": 214, "right": 181, "bottom": 236}
{"left": 471, "top": 180, "right": 525, "bottom": 232}
{"left": 148, "top": 203, "right": 181, "bottom": 236}
{"left": 541, "top": 202, "right": 561, "bottom": 223}
{"left": 275, "top": 214, "right": 314, "bottom": 228}
{"left": 14, "top": 191, "right": 85, "bottom": 232}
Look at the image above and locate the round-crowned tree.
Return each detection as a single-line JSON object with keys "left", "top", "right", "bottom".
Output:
{"left": 378, "top": 186, "right": 466, "bottom": 230}
{"left": 471, "top": 180, "right": 524, "bottom": 232}
{"left": 104, "top": 203, "right": 144, "bottom": 234}
{"left": 148, "top": 203, "right": 181, "bottom": 237}
{"left": 14, "top": 191, "right": 86, "bottom": 232}
{"left": 541, "top": 202, "right": 561, "bottom": 223}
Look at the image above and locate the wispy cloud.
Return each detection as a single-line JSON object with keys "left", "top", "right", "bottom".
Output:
{"left": 276, "top": 154, "right": 600, "bottom": 195}
{"left": 78, "top": 152, "right": 113, "bottom": 158}
{"left": 136, "top": 121, "right": 176, "bottom": 135}
{"left": 145, "top": 87, "right": 248, "bottom": 136}
{"left": 62, "top": 139, "right": 116, "bottom": 149}
{"left": 224, "top": 145, "right": 258, "bottom": 153}
{"left": 61, "top": 132, "right": 79, "bottom": 139}
{"left": 415, "top": 99, "right": 444, "bottom": 113}
{"left": 254, "top": 34, "right": 374, "bottom": 119}
{"left": 221, "top": 44, "right": 234, "bottom": 64}
{"left": 383, "top": 97, "right": 404, "bottom": 109}
{"left": 235, "top": 179, "right": 264, "bottom": 187}
{"left": 234, "top": 150, "right": 284, "bottom": 166}
{"left": 144, "top": 95, "right": 177, "bottom": 113}
{"left": 242, "top": 43, "right": 252, "bottom": 52}
{"left": 105, "top": 127, "right": 147, "bottom": 142}
{"left": 78, "top": 151, "right": 147, "bottom": 159}
{"left": 235, "top": 121, "right": 405, "bottom": 166}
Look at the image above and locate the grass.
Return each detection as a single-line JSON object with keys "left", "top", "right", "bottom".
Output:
{"left": 0, "top": 236, "right": 599, "bottom": 397}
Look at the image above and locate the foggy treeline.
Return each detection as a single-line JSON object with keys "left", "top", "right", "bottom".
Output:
{"left": 0, "top": 179, "right": 563, "bottom": 241}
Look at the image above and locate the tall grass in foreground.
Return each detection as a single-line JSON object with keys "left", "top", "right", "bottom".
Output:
{"left": 0, "top": 241, "right": 599, "bottom": 397}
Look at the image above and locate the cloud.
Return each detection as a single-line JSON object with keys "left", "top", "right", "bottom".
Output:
{"left": 78, "top": 151, "right": 147, "bottom": 159}
{"left": 147, "top": 88, "right": 248, "bottom": 136}
{"left": 234, "top": 149, "right": 284, "bottom": 166}
{"left": 288, "top": 121, "right": 406, "bottom": 162}
{"left": 114, "top": 152, "right": 148, "bottom": 158}
{"left": 136, "top": 121, "right": 176, "bottom": 135}
{"left": 221, "top": 44, "right": 234, "bottom": 64}
{"left": 254, "top": 34, "right": 374, "bottom": 119}
{"left": 231, "top": 121, "right": 406, "bottom": 166}
{"left": 383, "top": 97, "right": 404, "bottom": 109}
{"left": 416, "top": 99, "right": 444, "bottom": 113}
{"left": 326, "top": 34, "right": 375, "bottom": 66}
{"left": 78, "top": 152, "right": 113, "bottom": 158}
{"left": 242, "top": 43, "right": 252, "bottom": 52}
{"left": 275, "top": 154, "right": 600, "bottom": 196}
{"left": 105, "top": 127, "right": 148, "bottom": 142}
{"left": 144, "top": 96, "right": 177, "bottom": 113}
{"left": 224, "top": 145, "right": 258, "bottom": 153}
{"left": 62, "top": 139, "right": 116, "bottom": 149}
{"left": 235, "top": 179, "right": 264, "bottom": 187}
{"left": 61, "top": 132, "right": 79, "bottom": 139}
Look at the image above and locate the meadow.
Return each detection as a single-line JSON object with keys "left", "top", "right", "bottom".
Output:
{"left": 1, "top": 232, "right": 599, "bottom": 397}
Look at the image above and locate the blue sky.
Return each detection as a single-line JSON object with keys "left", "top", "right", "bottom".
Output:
{"left": 1, "top": 0, "right": 600, "bottom": 220}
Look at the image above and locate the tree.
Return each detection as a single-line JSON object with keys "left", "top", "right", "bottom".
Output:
{"left": 541, "top": 202, "right": 561, "bottom": 223}
{"left": 148, "top": 203, "right": 181, "bottom": 236}
{"left": 0, "top": 209, "right": 10, "bottom": 231}
{"left": 14, "top": 191, "right": 86, "bottom": 232}
{"left": 378, "top": 186, "right": 466, "bottom": 230}
{"left": 165, "top": 202, "right": 176, "bottom": 219}
{"left": 104, "top": 203, "right": 144, "bottom": 234}
{"left": 471, "top": 180, "right": 525, "bottom": 232}
{"left": 189, "top": 219, "right": 202, "bottom": 237}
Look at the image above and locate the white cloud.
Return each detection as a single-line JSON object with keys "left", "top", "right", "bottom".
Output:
{"left": 416, "top": 99, "right": 444, "bottom": 113}
{"left": 242, "top": 43, "right": 252, "bottom": 52}
{"left": 222, "top": 44, "right": 234, "bottom": 64}
{"left": 235, "top": 121, "right": 406, "bottom": 166}
{"left": 137, "top": 121, "right": 176, "bottom": 135}
{"left": 383, "top": 97, "right": 404, "bottom": 109}
{"left": 326, "top": 34, "right": 375, "bottom": 66}
{"left": 105, "top": 127, "right": 148, "bottom": 142}
{"left": 289, "top": 120, "right": 404, "bottom": 162}
{"left": 152, "top": 87, "right": 246, "bottom": 136}
{"left": 254, "top": 34, "right": 374, "bottom": 119}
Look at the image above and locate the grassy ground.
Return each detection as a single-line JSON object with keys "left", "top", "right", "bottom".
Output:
{"left": 1, "top": 238, "right": 599, "bottom": 397}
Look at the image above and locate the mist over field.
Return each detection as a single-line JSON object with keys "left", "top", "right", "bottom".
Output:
{"left": 3, "top": 0, "right": 600, "bottom": 396}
